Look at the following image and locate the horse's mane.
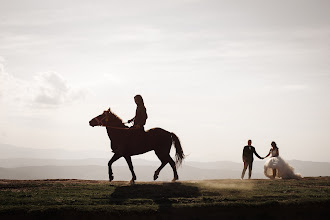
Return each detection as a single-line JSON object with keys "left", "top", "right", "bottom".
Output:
{"left": 109, "top": 110, "right": 124, "bottom": 124}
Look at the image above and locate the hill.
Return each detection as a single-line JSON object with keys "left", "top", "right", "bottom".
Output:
{"left": 0, "top": 177, "right": 329, "bottom": 219}
{"left": 1, "top": 144, "right": 329, "bottom": 180}
{"left": 0, "top": 158, "right": 329, "bottom": 181}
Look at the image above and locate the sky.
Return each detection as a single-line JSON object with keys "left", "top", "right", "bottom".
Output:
{"left": 0, "top": 0, "right": 330, "bottom": 163}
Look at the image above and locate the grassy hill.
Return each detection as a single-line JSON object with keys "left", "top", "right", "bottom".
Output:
{"left": 0, "top": 177, "right": 329, "bottom": 219}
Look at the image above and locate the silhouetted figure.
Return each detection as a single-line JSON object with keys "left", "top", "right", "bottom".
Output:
{"left": 128, "top": 94, "right": 148, "bottom": 129}
{"left": 241, "top": 140, "right": 263, "bottom": 179}
{"left": 263, "top": 141, "right": 302, "bottom": 179}
{"left": 89, "top": 108, "right": 184, "bottom": 183}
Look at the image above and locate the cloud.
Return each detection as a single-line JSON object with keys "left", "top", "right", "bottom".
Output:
{"left": 0, "top": 58, "right": 17, "bottom": 100}
{"left": 0, "top": 64, "right": 4, "bottom": 98}
{"left": 34, "top": 72, "right": 69, "bottom": 105}
{"left": 283, "top": 84, "right": 308, "bottom": 91}
{"left": 33, "top": 72, "right": 88, "bottom": 107}
{"left": 0, "top": 61, "right": 87, "bottom": 108}
{"left": 102, "top": 73, "right": 123, "bottom": 85}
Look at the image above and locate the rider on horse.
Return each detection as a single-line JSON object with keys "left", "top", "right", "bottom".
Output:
{"left": 128, "top": 95, "right": 148, "bottom": 130}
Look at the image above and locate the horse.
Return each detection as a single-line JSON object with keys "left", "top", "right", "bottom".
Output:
{"left": 89, "top": 108, "right": 185, "bottom": 183}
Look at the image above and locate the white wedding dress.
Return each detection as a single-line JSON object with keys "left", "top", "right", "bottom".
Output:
{"left": 264, "top": 148, "right": 302, "bottom": 179}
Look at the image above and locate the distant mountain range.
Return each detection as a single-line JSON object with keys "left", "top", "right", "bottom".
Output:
{"left": 0, "top": 158, "right": 329, "bottom": 181}
{"left": 0, "top": 143, "right": 108, "bottom": 159}
{"left": 1, "top": 144, "right": 329, "bottom": 181}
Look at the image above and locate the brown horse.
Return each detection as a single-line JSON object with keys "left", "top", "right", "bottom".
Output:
{"left": 89, "top": 108, "right": 184, "bottom": 183}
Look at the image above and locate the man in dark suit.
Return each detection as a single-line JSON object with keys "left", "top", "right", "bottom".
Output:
{"left": 241, "top": 140, "right": 263, "bottom": 179}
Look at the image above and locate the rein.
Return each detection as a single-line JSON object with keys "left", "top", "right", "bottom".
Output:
{"left": 99, "top": 125, "right": 129, "bottom": 130}
{"left": 94, "top": 112, "right": 130, "bottom": 129}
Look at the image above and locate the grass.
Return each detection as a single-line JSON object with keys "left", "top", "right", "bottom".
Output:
{"left": 0, "top": 177, "right": 329, "bottom": 219}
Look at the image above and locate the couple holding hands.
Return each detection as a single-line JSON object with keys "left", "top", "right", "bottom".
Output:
{"left": 241, "top": 140, "right": 302, "bottom": 180}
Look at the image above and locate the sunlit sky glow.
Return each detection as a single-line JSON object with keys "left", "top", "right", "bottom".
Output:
{"left": 1, "top": 0, "right": 329, "bottom": 162}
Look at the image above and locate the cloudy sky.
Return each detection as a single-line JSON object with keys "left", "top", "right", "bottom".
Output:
{"left": 1, "top": 0, "right": 329, "bottom": 162}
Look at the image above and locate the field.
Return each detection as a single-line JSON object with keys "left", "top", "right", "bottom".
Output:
{"left": 0, "top": 177, "right": 329, "bottom": 219}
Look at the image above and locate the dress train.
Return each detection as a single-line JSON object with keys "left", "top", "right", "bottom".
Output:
{"left": 264, "top": 156, "right": 302, "bottom": 179}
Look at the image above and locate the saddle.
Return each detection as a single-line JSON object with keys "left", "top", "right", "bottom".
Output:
{"left": 111, "top": 127, "right": 147, "bottom": 154}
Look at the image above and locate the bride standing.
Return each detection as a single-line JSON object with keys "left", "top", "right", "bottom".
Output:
{"left": 263, "top": 141, "right": 302, "bottom": 179}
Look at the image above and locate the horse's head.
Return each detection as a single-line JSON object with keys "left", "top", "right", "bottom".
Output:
{"left": 89, "top": 108, "right": 125, "bottom": 128}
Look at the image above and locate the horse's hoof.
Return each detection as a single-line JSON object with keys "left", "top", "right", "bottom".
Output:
{"left": 129, "top": 179, "right": 135, "bottom": 185}
{"left": 153, "top": 174, "right": 158, "bottom": 181}
{"left": 109, "top": 176, "right": 114, "bottom": 182}
{"left": 172, "top": 176, "right": 178, "bottom": 182}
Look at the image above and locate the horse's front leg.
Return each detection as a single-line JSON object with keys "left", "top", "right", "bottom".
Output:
{"left": 108, "top": 154, "right": 121, "bottom": 182}
{"left": 124, "top": 156, "right": 136, "bottom": 184}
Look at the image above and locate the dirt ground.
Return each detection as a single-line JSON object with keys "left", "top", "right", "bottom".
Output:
{"left": 0, "top": 178, "right": 329, "bottom": 219}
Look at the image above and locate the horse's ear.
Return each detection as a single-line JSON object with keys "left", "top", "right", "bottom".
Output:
{"left": 108, "top": 108, "right": 111, "bottom": 113}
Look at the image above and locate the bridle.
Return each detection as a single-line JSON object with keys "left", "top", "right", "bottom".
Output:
{"left": 94, "top": 113, "right": 129, "bottom": 129}
{"left": 94, "top": 114, "right": 108, "bottom": 126}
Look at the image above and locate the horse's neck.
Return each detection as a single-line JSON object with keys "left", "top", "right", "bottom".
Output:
{"left": 105, "top": 124, "right": 128, "bottom": 138}
{"left": 106, "top": 127, "right": 115, "bottom": 141}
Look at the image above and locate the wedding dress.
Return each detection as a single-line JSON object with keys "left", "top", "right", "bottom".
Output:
{"left": 264, "top": 148, "right": 302, "bottom": 179}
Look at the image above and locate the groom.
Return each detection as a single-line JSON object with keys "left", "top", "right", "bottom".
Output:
{"left": 241, "top": 140, "right": 263, "bottom": 179}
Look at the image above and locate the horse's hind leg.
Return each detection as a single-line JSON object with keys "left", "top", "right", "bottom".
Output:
{"left": 154, "top": 161, "right": 167, "bottom": 181}
{"left": 168, "top": 156, "right": 179, "bottom": 182}
{"left": 153, "top": 153, "right": 169, "bottom": 181}
{"left": 124, "top": 156, "right": 136, "bottom": 184}
{"left": 108, "top": 154, "right": 121, "bottom": 182}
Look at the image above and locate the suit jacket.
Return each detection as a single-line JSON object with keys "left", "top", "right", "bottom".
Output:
{"left": 242, "top": 145, "right": 262, "bottom": 162}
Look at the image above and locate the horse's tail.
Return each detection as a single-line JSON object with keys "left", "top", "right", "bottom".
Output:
{"left": 171, "top": 133, "right": 185, "bottom": 167}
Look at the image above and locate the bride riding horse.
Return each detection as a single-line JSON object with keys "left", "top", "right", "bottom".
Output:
{"left": 89, "top": 108, "right": 185, "bottom": 183}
